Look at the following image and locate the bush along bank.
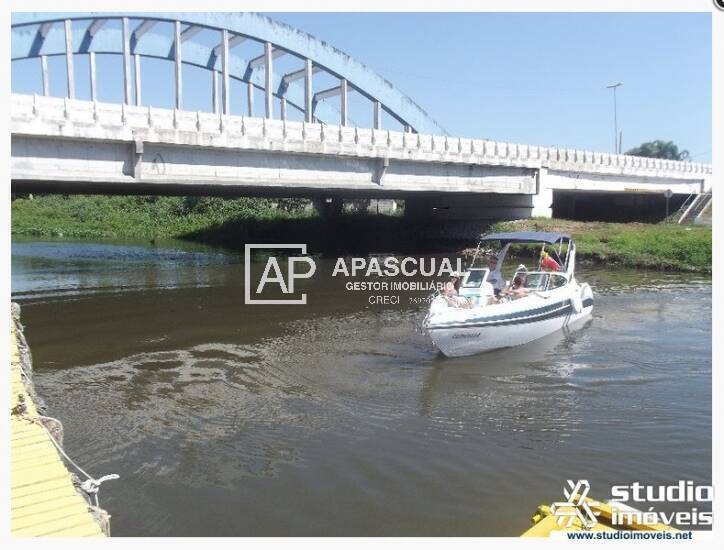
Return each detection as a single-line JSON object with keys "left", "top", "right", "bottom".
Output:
{"left": 486, "top": 219, "right": 711, "bottom": 273}
{"left": 11, "top": 195, "right": 314, "bottom": 240}
{"left": 11, "top": 194, "right": 420, "bottom": 255}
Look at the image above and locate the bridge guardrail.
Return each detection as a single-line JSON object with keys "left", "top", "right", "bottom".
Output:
{"left": 11, "top": 93, "right": 712, "bottom": 184}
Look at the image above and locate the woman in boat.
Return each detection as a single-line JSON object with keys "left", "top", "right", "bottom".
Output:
{"left": 500, "top": 273, "right": 529, "bottom": 300}
{"left": 443, "top": 276, "right": 472, "bottom": 308}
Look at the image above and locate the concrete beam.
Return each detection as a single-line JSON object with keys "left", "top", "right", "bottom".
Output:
{"left": 213, "top": 33, "right": 244, "bottom": 56}
{"left": 532, "top": 167, "right": 552, "bottom": 218}
{"left": 40, "top": 55, "right": 49, "bottom": 96}
{"left": 88, "top": 52, "right": 96, "bottom": 101}
{"left": 87, "top": 19, "right": 107, "bottom": 38}
{"left": 545, "top": 169, "right": 703, "bottom": 195}
{"left": 134, "top": 54, "right": 142, "bottom": 106}
{"left": 122, "top": 18, "right": 131, "bottom": 105}
{"left": 340, "top": 79, "right": 348, "bottom": 126}
{"left": 304, "top": 59, "right": 313, "bottom": 123}
{"left": 373, "top": 100, "right": 382, "bottom": 130}
{"left": 264, "top": 42, "right": 273, "bottom": 118}
{"left": 247, "top": 81, "right": 254, "bottom": 116}
{"left": 180, "top": 24, "right": 203, "bottom": 42}
{"left": 64, "top": 20, "right": 74, "bottom": 99}
{"left": 281, "top": 64, "right": 321, "bottom": 86}
{"left": 220, "top": 29, "right": 230, "bottom": 115}
{"left": 174, "top": 21, "right": 182, "bottom": 110}
{"left": 313, "top": 85, "right": 342, "bottom": 103}
{"left": 11, "top": 134, "right": 536, "bottom": 198}
{"left": 38, "top": 22, "right": 54, "bottom": 39}
{"left": 131, "top": 20, "right": 155, "bottom": 42}
{"left": 212, "top": 70, "right": 219, "bottom": 114}
{"left": 248, "top": 45, "right": 286, "bottom": 70}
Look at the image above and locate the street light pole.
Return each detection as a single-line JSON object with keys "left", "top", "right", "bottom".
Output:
{"left": 606, "top": 82, "right": 623, "bottom": 154}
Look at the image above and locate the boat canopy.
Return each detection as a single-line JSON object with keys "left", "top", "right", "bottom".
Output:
{"left": 479, "top": 231, "right": 571, "bottom": 244}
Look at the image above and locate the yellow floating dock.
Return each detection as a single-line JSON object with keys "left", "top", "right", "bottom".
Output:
{"left": 10, "top": 312, "right": 108, "bottom": 537}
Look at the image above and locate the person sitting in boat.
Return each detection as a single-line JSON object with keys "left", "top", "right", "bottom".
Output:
{"left": 501, "top": 272, "right": 529, "bottom": 300}
{"left": 486, "top": 255, "right": 505, "bottom": 296}
{"left": 442, "top": 275, "right": 472, "bottom": 308}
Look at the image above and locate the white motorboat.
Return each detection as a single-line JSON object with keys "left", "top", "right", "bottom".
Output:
{"left": 425, "top": 231, "right": 593, "bottom": 357}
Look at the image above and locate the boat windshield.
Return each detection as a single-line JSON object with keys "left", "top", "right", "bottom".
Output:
{"left": 462, "top": 268, "right": 488, "bottom": 288}
{"left": 525, "top": 273, "right": 548, "bottom": 290}
{"left": 470, "top": 237, "right": 572, "bottom": 277}
{"left": 522, "top": 272, "right": 550, "bottom": 290}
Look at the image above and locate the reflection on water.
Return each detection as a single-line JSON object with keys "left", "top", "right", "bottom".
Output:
{"left": 11, "top": 239, "right": 712, "bottom": 536}
{"left": 11, "top": 238, "right": 238, "bottom": 297}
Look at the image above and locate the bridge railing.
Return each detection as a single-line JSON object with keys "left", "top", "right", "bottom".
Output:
{"left": 12, "top": 93, "right": 712, "bottom": 182}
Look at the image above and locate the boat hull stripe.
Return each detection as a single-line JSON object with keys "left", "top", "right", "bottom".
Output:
{"left": 427, "top": 297, "right": 593, "bottom": 331}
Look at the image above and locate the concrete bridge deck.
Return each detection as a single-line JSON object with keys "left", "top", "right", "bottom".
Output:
{"left": 11, "top": 94, "right": 710, "bottom": 201}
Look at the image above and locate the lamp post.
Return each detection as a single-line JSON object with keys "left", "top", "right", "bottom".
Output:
{"left": 606, "top": 82, "right": 623, "bottom": 154}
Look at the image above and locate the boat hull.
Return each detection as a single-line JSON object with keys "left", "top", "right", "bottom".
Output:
{"left": 427, "top": 298, "right": 593, "bottom": 358}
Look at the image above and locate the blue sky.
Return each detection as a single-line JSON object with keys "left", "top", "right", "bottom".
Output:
{"left": 12, "top": 12, "right": 712, "bottom": 161}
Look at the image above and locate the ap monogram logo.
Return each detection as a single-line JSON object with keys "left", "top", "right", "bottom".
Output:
{"left": 244, "top": 244, "right": 316, "bottom": 305}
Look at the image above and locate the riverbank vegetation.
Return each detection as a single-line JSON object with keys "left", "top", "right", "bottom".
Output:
{"left": 488, "top": 219, "right": 711, "bottom": 273}
{"left": 10, "top": 194, "right": 411, "bottom": 255}
{"left": 12, "top": 195, "right": 711, "bottom": 272}
{"left": 11, "top": 195, "right": 314, "bottom": 240}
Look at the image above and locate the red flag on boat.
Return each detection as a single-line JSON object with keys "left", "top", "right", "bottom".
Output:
{"left": 540, "top": 251, "right": 560, "bottom": 272}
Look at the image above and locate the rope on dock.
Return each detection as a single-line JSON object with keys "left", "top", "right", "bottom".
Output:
{"left": 28, "top": 416, "right": 120, "bottom": 508}
{"left": 11, "top": 302, "right": 119, "bottom": 537}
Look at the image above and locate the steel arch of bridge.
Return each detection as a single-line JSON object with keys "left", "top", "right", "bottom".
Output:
{"left": 11, "top": 12, "right": 446, "bottom": 135}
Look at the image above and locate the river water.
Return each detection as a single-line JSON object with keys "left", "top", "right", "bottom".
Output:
{"left": 11, "top": 238, "right": 712, "bottom": 536}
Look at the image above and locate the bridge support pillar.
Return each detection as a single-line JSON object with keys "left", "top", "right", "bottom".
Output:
{"left": 532, "top": 168, "right": 553, "bottom": 218}
{"left": 314, "top": 197, "right": 344, "bottom": 220}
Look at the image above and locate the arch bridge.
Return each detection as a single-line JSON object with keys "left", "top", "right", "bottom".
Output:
{"left": 11, "top": 12, "right": 444, "bottom": 133}
{"left": 11, "top": 13, "right": 712, "bottom": 227}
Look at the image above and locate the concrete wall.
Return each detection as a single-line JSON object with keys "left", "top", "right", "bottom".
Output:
{"left": 552, "top": 190, "right": 689, "bottom": 222}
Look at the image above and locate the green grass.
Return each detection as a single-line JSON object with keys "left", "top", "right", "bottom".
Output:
{"left": 489, "top": 218, "right": 711, "bottom": 272}
{"left": 11, "top": 195, "right": 312, "bottom": 240}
